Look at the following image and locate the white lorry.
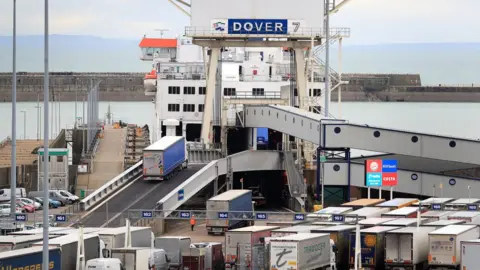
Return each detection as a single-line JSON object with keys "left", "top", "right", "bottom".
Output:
{"left": 428, "top": 224, "right": 479, "bottom": 269}
{"left": 384, "top": 226, "right": 436, "bottom": 270}
{"left": 271, "top": 225, "right": 324, "bottom": 238}
{"left": 460, "top": 239, "right": 480, "bottom": 270}
{"left": 269, "top": 233, "right": 332, "bottom": 270}
{"left": 97, "top": 226, "right": 153, "bottom": 258}
{"left": 344, "top": 207, "right": 390, "bottom": 222}
{"left": 154, "top": 236, "right": 191, "bottom": 268}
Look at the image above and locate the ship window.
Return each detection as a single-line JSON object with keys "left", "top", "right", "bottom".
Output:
{"left": 198, "top": 104, "right": 205, "bottom": 112}
{"left": 168, "top": 86, "right": 180, "bottom": 95}
{"left": 183, "top": 104, "right": 195, "bottom": 112}
{"left": 168, "top": 104, "right": 180, "bottom": 112}
{"left": 183, "top": 86, "right": 196, "bottom": 95}
{"left": 57, "top": 156, "right": 64, "bottom": 162}
{"left": 252, "top": 88, "right": 265, "bottom": 96}
{"left": 224, "top": 88, "right": 236, "bottom": 96}
{"left": 199, "top": 87, "right": 206, "bottom": 95}
{"left": 309, "top": 88, "right": 321, "bottom": 96}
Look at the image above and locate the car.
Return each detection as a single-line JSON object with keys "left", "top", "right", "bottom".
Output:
{"left": 14, "top": 201, "right": 35, "bottom": 213}
{"left": 17, "top": 198, "right": 41, "bottom": 210}
{"left": 33, "top": 197, "right": 60, "bottom": 208}
{"left": 0, "top": 203, "right": 23, "bottom": 216}
{"left": 23, "top": 225, "right": 36, "bottom": 230}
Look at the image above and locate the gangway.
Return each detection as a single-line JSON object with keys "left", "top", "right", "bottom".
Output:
{"left": 283, "top": 151, "right": 306, "bottom": 211}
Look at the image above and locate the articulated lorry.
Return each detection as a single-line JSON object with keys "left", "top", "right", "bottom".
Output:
{"left": 460, "top": 239, "right": 480, "bottom": 270}
{"left": 143, "top": 136, "right": 188, "bottom": 181}
{"left": 206, "top": 189, "right": 253, "bottom": 234}
{"left": 312, "top": 224, "right": 357, "bottom": 270}
{"left": 0, "top": 234, "right": 58, "bottom": 251}
{"left": 0, "top": 246, "right": 61, "bottom": 270}
{"left": 98, "top": 226, "right": 153, "bottom": 257}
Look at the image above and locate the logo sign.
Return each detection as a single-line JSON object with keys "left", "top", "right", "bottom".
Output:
{"left": 365, "top": 159, "right": 398, "bottom": 187}
{"left": 256, "top": 213, "right": 268, "bottom": 220}
{"left": 178, "top": 189, "right": 184, "bottom": 201}
{"left": 142, "top": 211, "right": 153, "bottom": 218}
{"left": 431, "top": 204, "right": 442, "bottom": 211}
{"left": 467, "top": 204, "right": 478, "bottom": 211}
{"left": 179, "top": 212, "right": 191, "bottom": 219}
{"left": 55, "top": 214, "right": 67, "bottom": 222}
{"left": 294, "top": 214, "right": 305, "bottom": 221}
{"left": 218, "top": 212, "right": 228, "bottom": 219}
{"left": 15, "top": 214, "right": 27, "bottom": 222}
{"left": 332, "top": 214, "right": 345, "bottom": 222}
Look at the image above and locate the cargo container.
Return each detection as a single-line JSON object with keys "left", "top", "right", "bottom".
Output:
{"left": 447, "top": 211, "right": 480, "bottom": 224}
{"left": 265, "top": 220, "right": 308, "bottom": 228}
{"left": 206, "top": 189, "right": 253, "bottom": 234}
{"left": 384, "top": 226, "right": 436, "bottom": 270}
{"left": 47, "top": 227, "right": 110, "bottom": 236}
{"left": 271, "top": 225, "right": 324, "bottom": 237}
{"left": 0, "top": 246, "right": 61, "bottom": 270}
{"left": 382, "top": 218, "right": 428, "bottom": 227}
{"left": 357, "top": 217, "right": 399, "bottom": 228}
{"left": 8, "top": 226, "right": 72, "bottom": 235}
{"left": 33, "top": 233, "right": 102, "bottom": 270}
{"left": 349, "top": 226, "right": 400, "bottom": 270}
{"left": 225, "top": 225, "right": 278, "bottom": 267}
{"left": 111, "top": 247, "right": 150, "bottom": 270}
{"left": 190, "top": 242, "right": 224, "bottom": 270}
{"left": 311, "top": 221, "right": 344, "bottom": 227}
{"left": 460, "top": 239, "right": 480, "bottom": 270}
{"left": 183, "top": 248, "right": 206, "bottom": 270}
{"left": 345, "top": 207, "right": 390, "bottom": 222}
{"left": 143, "top": 136, "right": 188, "bottom": 181}
{"left": 311, "top": 224, "right": 357, "bottom": 270}
{"left": 269, "top": 233, "right": 332, "bottom": 270}
{"left": 420, "top": 210, "right": 455, "bottom": 222}
{"left": 154, "top": 236, "right": 191, "bottom": 267}
{"left": 444, "top": 198, "right": 480, "bottom": 211}
{"left": 0, "top": 234, "right": 58, "bottom": 251}
{"left": 381, "top": 207, "right": 425, "bottom": 218}
{"left": 376, "top": 198, "right": 419, "bottom": 210}
{"left": 412, "top": 197, "right": 454, "bottom": 210}
{"left": 341, "top": 198, "right": 385, "bottom": 210}
{"left": 98, "top": 226, "right": 152, "bottom": 257}
{"left": 306, "top": 206, "right": 353, "bottom": 221}
{"left": 428, "top": 225, "right": 479, "bottom": 269}
{"left": 422, "top": 219, "right": 466, "bottom": 228}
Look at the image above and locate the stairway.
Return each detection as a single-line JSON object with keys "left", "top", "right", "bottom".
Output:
{"left": 283, "top": 151, "right": 306, "bottom": 212}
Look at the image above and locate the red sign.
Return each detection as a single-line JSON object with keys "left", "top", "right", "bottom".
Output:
{"left": 366, "top": 160, "right": 382, "bottom": 173}
{"left": 382, "top": 172, "right": 398, "bottom": 186}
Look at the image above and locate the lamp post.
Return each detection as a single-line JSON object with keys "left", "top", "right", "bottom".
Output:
{"left": 10, "top": 0, "right": 18, "bottom": 217}
{"left": 20, "top": 110, "right": 26, "bottom": 139}
{"left": 35, "top": 105, "right": 42, "bottom": 140}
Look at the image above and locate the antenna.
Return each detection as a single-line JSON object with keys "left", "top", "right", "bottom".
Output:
{"left": 154, "top": 29, "right": 169, "bottom": 38}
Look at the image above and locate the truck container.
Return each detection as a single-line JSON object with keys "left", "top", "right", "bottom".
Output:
{"left": 111, "top": 247, "right": 150, "bottom": 270}
{"left": 341, "top": 198, "right": 385, "bottom": 210}
{"left": 349, "top": 226, "right": 400, "bottom": 270}
{"left": 225, "top": 225, "right": 279, "bottom": 267}
{"left": 191, "top": 242, "right": 224, "bottom": 270}
{"left": 422, "top": 219, "right": 465, "bottom": 228}
{"left": 311, "top": 224, "right": 357, "bottom": 270}
{"left": 183, "top": 248, "right": 206, "bottom": 270}
{"left": 98, "top": 226, "right": 153, "bottom": 257}
{"left": 447, "top": 211, "right": 480, "bottom": 224}
{"left": 311, "top": 221, "right": 344, "bottom": 227}
{"left": 0, "top": 246, "right": 61, "bottom": 270}
{"left": 382, "top": 218, "right": 428, "bottom": 227}
{"left": 8, "top": 226, "right": 72, "bottom": 235}
{"left": 0, "top": 234, "right": 59, "bottom": 251}
{"left": 154, "top": 236, "right": 191, "bottom": 267}
{"left": 428, "top": 225, "right": 479, "bottom": 268}
{"left": 48, "top": 227, "right": 109, "bottom": 236}
{"left": 412, "top": 197, "right": 454, "bottom": 209}
{"left": 206, "top": 189, "right": 253, "bottom": 234}
{"left": 376, "top": 198, "right": 419, "bottom": 210}
{"left": 419, "top": 210, "right": 454, "bottom": 222}
{"left": 460, "top": 239, "right": 480, "bottom": 270}
{"left": 384, "top": 226, "right": 436, "bottom": 270}
{"left": 143, "top": 136, "right": 188, "bottom": 181}
{"left": 269, "top": 233, "right": 332, "bottom": 270}
{"left": 306, "top": 206, "right": 353, "bottom": 221}
{"left": 265, "top": 220, "right": 308, "bottom": 228}
{"left": 357, "top": 217, "right": 399, "bottom": 228}
{"left": 381, "top": 206, "right": 425, "bottom": 218}
{"left": 33, "top": 233, "right": 102, "bottom": 270}
{"left": 345, "top": 207, "right": 390, "bottom": 222}
{"left": 444, "top": 198, "right": 480, "bottom": 211}
{"left": 271, "top": 225, "right": 324, "bottom": 238}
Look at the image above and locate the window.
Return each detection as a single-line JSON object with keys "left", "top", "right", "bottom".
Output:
{"left": 183, "top": 104, "right": 195, "bottom": 112}
{"left": 224, "top": 88, "right": 236, "bottom": 96}
{"left": 183, "top": 86, "right": 195, "bottom": 95}
{"left": 168, "top": 104, "right": 180, "bottom": 112}
{"left": 198, "top": 104, "right": 205, "bottom": 112}
{"left": 199, "top": 87, "right": 206, "bottom": 95}
{"left": 168, "top": 86, "right": 180, "bottom": 94}
{"left": 57, "top": 156, "right": 64, "bottom": 162}
{"left": 294, "top": 88, "right": 298, "bottom": 97}
{"left": 309, "top": 106, "right": 322, "bottom": 114}
{"left": 309, "top": 88, "right": 321, "bottom": 96}
{"left": 41, "top": 156, "right": 51, "bottom": 162}
{"left": 252, "top": 88, "right": 265, "bottom": 96}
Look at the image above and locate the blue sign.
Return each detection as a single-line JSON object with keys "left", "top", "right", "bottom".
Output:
{"left": 142, "top": 211, "right": 153, "bottom": 218}
{"left": 467, "top": 204, "right": 478, "bottom": 211}
{"left": 256, "top": 213, "right": 268, "bottom": 220}
{"left": 228, "top": 19, "right": 288, "bottom": 35}
{"left": 431, "top": 204, "right": 442, "bottom": 210}
{"left": 332, "top": 215, "right": 345, "bottom": 222}
{"left": 294, "top": 214, "right": 305, "bottom": 221}
{"left": 382, "top": 160, "right": 398, "bottom": 172}
{"left": 218, "top": 212, "right": 229, "bottom": 219}
{"left": 178, "top": 189, "right": 184, "bottom": 201}
{"left": 55, "top": 215, "right": 67, "bottom": 222}
{"left": 366, "top": 173, "right": 382, "bottom": 187}
{"left": 179, "top": 212, "right": 191, "bottom": 219}
{"left": 15, "top": 214, "right": 27, "bottom": 222}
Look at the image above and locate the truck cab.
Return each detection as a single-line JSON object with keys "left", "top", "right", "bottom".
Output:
{"left": 86, "top": 258, "right": 124, "bottom": 270}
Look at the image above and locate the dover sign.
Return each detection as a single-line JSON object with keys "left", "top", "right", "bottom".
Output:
{"left": 211, "top": 19, "right": 305, "bottom": 35}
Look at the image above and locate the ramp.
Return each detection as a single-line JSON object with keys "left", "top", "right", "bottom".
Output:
{"left": 283, "top": 151, "right": 306, "bottom": 211}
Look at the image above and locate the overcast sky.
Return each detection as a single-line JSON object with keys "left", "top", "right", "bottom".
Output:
{"left": 0, "top": 0, "right": 478, "bottom": 45}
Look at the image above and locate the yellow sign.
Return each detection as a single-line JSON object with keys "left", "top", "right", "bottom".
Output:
{"left": 364, "top": 235, "right": 376, "bottom": 247}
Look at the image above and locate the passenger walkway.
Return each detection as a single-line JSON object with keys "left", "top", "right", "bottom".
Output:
{"left": 76, "top": 125, "right": 127, "bottom": 196}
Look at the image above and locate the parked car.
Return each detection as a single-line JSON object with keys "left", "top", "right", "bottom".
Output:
{"left": 17, "top": 198, "right": 42, "bottom": 210}
{"left": 0, "top": 203, "right": 23, "bottom": 216}
{"left": 14, "top": 201, "right": 35, "bottom": 213}
{"left": 24, "top": 225, "right": 36, "bottom": 230}
{"left": 33, "top": 197, "right": 60, "bottom": 208}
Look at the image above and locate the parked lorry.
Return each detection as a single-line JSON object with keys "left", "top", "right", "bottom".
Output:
{"left": 269, "top": 233, "right": 332, "bottom": 270}
{"left": 306, "top": 206, "right": 353, "bottom": 221}
{"left": 265, "top": 220, "right": 308, "bottom": 228}
{"left": 271, "top": 225, "right": 323, "bottom": 238}
{"left": 349, "top": 226, "right": 400, "bottom": 270}
{"left": 0, "top": 234, "right": 58, "bottom": 251}
{"left": 154, "top": 236, "right": 192, "bottom": 268}
{"left": 412, "top": 197, "right": 455, "bottom": 210}
{"left": 143, "top": 136, "right": 188, "bottom": 181}
{"left": 447, "top": 211, "right": 480, "bottom": 224}
{"left": 384, "top": 226, "right": 436, "bottom": 270}
{"left": 111, "top": 247, "right": 151, "bottom": 270}
{"left": 225, "top": 225, "right": 279, "bottom": 267}
{"left": 382, "top": 218, "right": 428, "bottom": 227}
{"left": 460, "top": 239, "right": 480, "bottom": 270}
{"left": 312, "top": 224, "right": 357, "bottom": 270}
{"left": 420, "top": 210, "right": 454, "bottom": 222}
{"left": 428, "top": 225, "right": 479, "bottom": 269}
{"left": 381, "top": 206, "right": 424, "bottom": 219}
{"left": 345, "top": 207, "right": 390, "bottom": 222}
{"left": 98, "top": 226, "right": 153, "bottom": 257}
{"left": 206, "top": 189, "right": 253, "bottom": 234}
{"left": 341, "top": 198, "right": 385, "bottom": 210}
{"left": 357, "top": 217, "right": 399, "bottom": 228}
{"left": 183, "top": 248, "right": 206, "bottom": 270}
{"left": 444, "top": 198, "right": 480, "bottom": 211}
{"left": 376, "top": 198, "right": 419, "bottom": 210}
{"left": 0, "top": 246, "right": 61, "bottom": 270}
{"left": 423, "top": 219, "right": 466, "bottom": 228}
{"left": 190, "top": 242, "right": 224, "bottom": 270}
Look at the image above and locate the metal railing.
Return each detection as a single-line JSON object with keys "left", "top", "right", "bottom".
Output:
{"left": 226, "top": 91, "right": 283, "bottom": 99}
{"left": 185, "top": 26, "right": 351, "bottom": 38}
{"left": 79, "top": 160, "right": 143, "bottom": 211}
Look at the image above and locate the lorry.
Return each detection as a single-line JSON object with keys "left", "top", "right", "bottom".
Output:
{"left": 381, "top": 206, "right": 425, "bottom": 219}
{"left": 447, "top": 211, "right": 480, "bottom": 224}
{"left": 423, "top": 219, "right": 466, "bottom": 229}
{"left": 412, "top": 197, "right": 455, "bottom": 210}
{"left": 271, "top": 225, "right": 324, "bottom": 237}
{"left": 111, "top": 247, "right": 151, "bottom": 270}
{"left": 206, "top": 189, "right": 253, "bottom": 234}
{"left": 428, "top": 224, "right": 479, "bottom": 269}
{"left": 98, "top": 226, "right": 153, "bottom": 257}
{"left": 311, "top": 224, "right": 357, "bottom": 270}
{"left": 420, "top": 210, "right": 454, "bottom": 222}
{"left": 32, "top": 233, "right": 104, "bottom": 270}
{"left": 265, "top": 220, "right": 308, "bottom": 228}
{"left": 357, "top": 217, "right": 399, "bottom": 228}
{"left": 384, "top": 226, "right": 436, "bottom": 270}
{"left": 341, "top": 198, "right": 385, "bottom": 210}
{"left": 376, "top": 198, "right": 419, "bottom": 210}
{"left": 460, "top": 239, "right": 480, "bottom": 270}
{"left": 143, "top": 136, "right": 188, "bottom": 181}
{"left": 444, "top": 198, "right": 480, "bottom": 211}
{"left": 349, "top": 226, "right": 400, "bottom": 270}
{"left": 154, "top": 236, "right": 192, "bottom": 268}
{"left": 182, "top": 247, "right": 206, "bottom": 270}
{"left": 381, "top": 218, "right": 428, "bottom": 227}
{"left": 190, "top": 242, "right": 225, "bottom": 270}
{"left": 86, "top": 249, "right": 168, "bottom": 270}
{"left": 306, "top": 206, "right": 353, "bottom": 221}
{"left": 269, "top": 233, "right": 332, "bottom": 270}
{"left": 225, "top": 225, "right": 279, "bottom": 267}
{"left": 344, "top": 207, "right": 390, "bottom": 222}
{"left": 0, "top": 246, "right": 61, "bottom": 270}
{"left": 0, "top": 234, "right": 58, "bottom": 251}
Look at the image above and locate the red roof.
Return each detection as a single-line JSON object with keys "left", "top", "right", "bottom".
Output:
{"left": 139, "top": 38, "right": 177, "bottom": 48}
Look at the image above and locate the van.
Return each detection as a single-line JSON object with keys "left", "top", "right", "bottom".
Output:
{"left": 0, "top": 188, "right": 27, "bottom": 202}
{"left": 28, "top": 190, "right": 78, "bottom": 205}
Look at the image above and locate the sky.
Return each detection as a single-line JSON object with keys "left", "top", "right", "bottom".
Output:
{"left": 0, "top": 0, "right": 478, "bottom": 45}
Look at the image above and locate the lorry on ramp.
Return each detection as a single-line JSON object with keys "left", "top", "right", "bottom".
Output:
{"left": 269, "top": 233, "right": 332, "bottom": 270}
{"left": 0, "top": 246, "right": 61, "bottom": 270}
{"left": 143, "top": 136, "right": 188, "bottom": 181}
{"left": 206, "top": 189, "right": 253, "bottom": 234}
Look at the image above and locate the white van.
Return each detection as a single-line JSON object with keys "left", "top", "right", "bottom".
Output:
{"left": 0, "top": 188, "right": 27, "bottom": 202}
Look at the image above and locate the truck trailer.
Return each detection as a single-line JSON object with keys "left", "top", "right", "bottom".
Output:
{"left": 0, "top": 246, "right": 61, "bottom": 270}
{"left": 154, "top": 236, "right": 192, "bottom": 268}
{"left": 0, "top": 234, "right": 58, "bottom": 251}
{"left": 381, "top": 218, "right": 428, "bottom": 227}
{"left": 311, "top": 224, "right": 357, "bottom": 270}
{"left": 381, "top": 207, "right": 424, "bottom": 219}
{"left": 206, "top": 189, "right": 253, "bottom": 234}
{"left": 111, "top": 247, "right": 150, "bottom": 270}
{"left": 460, "top": 239, "right": 480, "bottom": 270}
{"left": 345, "top": 207, "right": 390, "bottom": 222}
{"left": 420, "top": 210, "right": 454, "bottom": 222}
{"left": 384, "top": 226, "right": 436, "bottom": 270}
{"left": 143, "top": 136, "right": 188, "bottom": 181}
{"left": 341, "top": 198, "right": 385, "bottom": 210}
{"left": 98, "top": 226, "right": 153, "bottom": 257}
{"left": 271, "top": 225, "right": 324, "bottom": 238}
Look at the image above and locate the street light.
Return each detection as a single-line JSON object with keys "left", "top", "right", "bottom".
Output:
{"left": 20, "top": 110, "right": 26, "bottom": 139}
{"left": 10, "top": 0, "right": 18, "bottom": 218}
{"left": 35, "top": 105, "right": 42, "bottom": 140}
